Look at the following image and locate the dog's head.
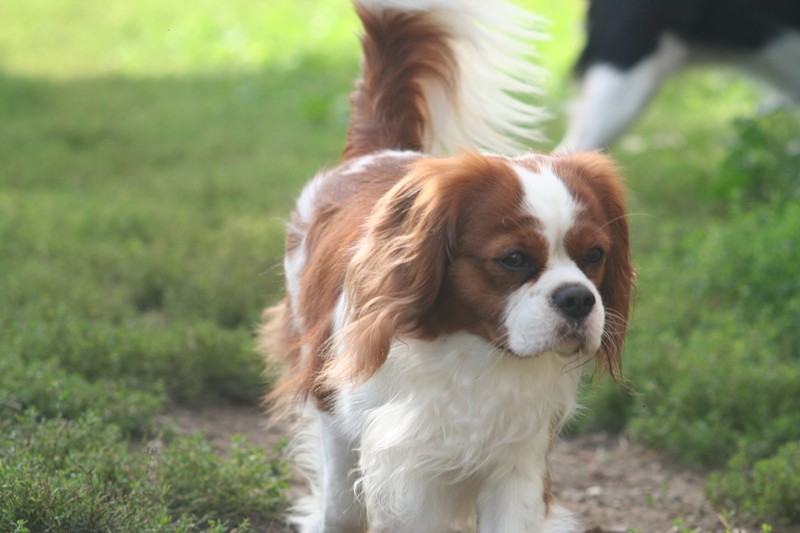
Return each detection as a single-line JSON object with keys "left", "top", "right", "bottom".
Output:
{"left": 327, "top": 151, "right": 634, "bottom": 385}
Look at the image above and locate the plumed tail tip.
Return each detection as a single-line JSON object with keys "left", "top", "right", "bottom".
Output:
{"left": 348, "top": 0, "right": 549, "bottom": 157}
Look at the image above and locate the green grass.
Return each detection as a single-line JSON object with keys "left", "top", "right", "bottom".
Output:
{"left": 1, "top": 0, "right": 799, "bottom": 529}
{"left": 0, "top": 411, "right": 289, "bottom": 532}
{"left": 1, "top": 0, "right": 351, "bottom": 529}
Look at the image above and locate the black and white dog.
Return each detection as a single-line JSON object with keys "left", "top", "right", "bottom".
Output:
{"left": 561, "top": 0, "right": 800, "bottom": 151}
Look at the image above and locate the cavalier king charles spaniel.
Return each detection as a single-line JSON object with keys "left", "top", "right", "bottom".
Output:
{"left": 260, "top": 0, "right": 635, "bottom": 531}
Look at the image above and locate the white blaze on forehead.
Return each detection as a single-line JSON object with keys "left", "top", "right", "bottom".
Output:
{"left": 512, "top": 164, "right": 579, "bottom": 259}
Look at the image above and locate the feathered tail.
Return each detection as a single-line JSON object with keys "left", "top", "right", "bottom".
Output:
{"left": 344, "top": 0, "right": 547, "bottom": 159}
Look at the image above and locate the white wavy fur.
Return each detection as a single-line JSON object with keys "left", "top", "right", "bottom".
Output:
{"left": 358, "top": 0, "right": 548, "bottom": 155}
{"left": 287, "top": 332, "right": 582, "bottom": 532}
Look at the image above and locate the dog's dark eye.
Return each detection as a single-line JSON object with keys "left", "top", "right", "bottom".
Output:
{"left": 498, "top": 252, "right": 531, "bottom": 271}
{"left": 585, "top": 247, "right": 605, "bottom": 266}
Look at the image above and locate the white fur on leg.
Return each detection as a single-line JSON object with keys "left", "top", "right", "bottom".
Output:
{"left": 287, "top": 408, "right": 366, "bottom": 533}
{"left": 739, "top": 29, "right": 800, "bottom": 103}
{"left": 284, "top": 407, "right": 323, "bottom": 532}
{"left": 559, "top": 34, "right": 689, "bottom": 152}
{"left": 476, "top": 436, "right": 550, "bottom": 532}
{"left": 544, "top": 505, "right": 581, "bottom": 533}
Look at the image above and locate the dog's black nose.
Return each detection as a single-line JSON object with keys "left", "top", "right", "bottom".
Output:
{"left": 552, "top": 284, "right": 596, "bottom": 321}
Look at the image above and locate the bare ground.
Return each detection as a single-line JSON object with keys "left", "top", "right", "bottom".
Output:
{"left": 161, "top": 403, "right": 739, "bottom": 533}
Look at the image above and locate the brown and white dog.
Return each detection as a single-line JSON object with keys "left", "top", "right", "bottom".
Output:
{"left": 260, "top": 1, "right": 635, "bottom": 531}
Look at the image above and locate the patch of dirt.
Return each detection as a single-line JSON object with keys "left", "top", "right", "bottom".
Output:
{"left": 162, "top": 403, "right": 732, "bottom": 533}
{"left": 550, "top": 432, "right": 722, "bottom": 532}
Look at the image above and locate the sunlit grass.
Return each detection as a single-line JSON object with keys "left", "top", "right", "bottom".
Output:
{"left": 0, "top": 0, "right": 359, "bottom": 77}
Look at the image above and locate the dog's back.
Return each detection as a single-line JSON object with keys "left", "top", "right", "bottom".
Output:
{"left": 562, "top": 0, "right": 800, "bottom": 151}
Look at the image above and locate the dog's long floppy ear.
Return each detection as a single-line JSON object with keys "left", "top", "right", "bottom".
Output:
{"left": 323, "top": 158, "right": 468, "bottom": 387}
{"left": 558, "top": 152, "right": 635, "bottom": 379}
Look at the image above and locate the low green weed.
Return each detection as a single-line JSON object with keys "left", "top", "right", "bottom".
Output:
{"left": 158, "top": 434, "right": 290, "bottom": 526}
{"left": 711, "top": 110, "right": 800, "bottom": 204}
{"left": 0, "top": 354, "right": 163, "bottom": 436}
{"left": 0, "top": 412, "right": 290, "bottom": 532}
{"left": 708, "top": 442, "right": 800, "bottom": 526}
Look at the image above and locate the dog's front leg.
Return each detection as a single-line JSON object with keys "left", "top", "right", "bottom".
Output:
{"left": 476, "top": 434, "right": 551, "bottom": 533}
{"left": 317, "top": 412, "right": 366, "bottom": 533}
{"left": 476, "top": 470, "right": 548, "bottom": 532}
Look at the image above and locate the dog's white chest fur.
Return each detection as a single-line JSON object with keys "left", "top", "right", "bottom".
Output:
{"left": 340, "top": 333, "right": 582, "bottom": 453}
{"left": 320, "top": 332, "right": 583, "bottom": 531}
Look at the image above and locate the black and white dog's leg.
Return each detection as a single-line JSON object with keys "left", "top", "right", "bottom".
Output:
{"left": 740, "top": 30, "right": 800, "bottom": 110}
{"left": 559, "top": 35, "right": 689, "bottom": 152}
